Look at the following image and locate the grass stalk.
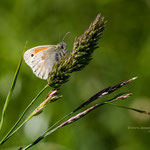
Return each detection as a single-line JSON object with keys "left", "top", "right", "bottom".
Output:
{"left": 21, "top": 93, "right": 131, "bottom": 150}
{"left": 46, "top": 77, "right": 137, "bottom": 132}
{"left": 0, "top": 43, "right": 27, "bottom": 132}
{"left": 0, "top": 84, "right": 49, "bottom": 145}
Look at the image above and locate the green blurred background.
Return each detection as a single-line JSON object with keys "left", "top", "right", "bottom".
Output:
{"left": 0, "top": 0, "right": 150, "bottom": 149}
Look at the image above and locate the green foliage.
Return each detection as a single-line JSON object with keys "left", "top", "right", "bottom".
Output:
{"left": 0, "top": 0, "right": 150, "bottom": 150}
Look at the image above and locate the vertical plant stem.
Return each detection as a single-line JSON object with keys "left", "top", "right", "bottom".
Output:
{"left": 0, "top": 84, "right": 49, "bottom": 145}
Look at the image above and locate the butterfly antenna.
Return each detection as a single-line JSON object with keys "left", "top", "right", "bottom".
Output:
{"left": 62, "top": 32, "right": 70, "bottom": 42}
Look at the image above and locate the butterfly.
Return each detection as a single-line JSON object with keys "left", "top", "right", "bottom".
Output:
{"left": 24, "top": 42, "right": 67, "bottom": 80}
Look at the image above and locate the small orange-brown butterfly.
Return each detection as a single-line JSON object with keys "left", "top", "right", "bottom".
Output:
{"left": 24, "top": 42, "right": 67, "bottom": 80}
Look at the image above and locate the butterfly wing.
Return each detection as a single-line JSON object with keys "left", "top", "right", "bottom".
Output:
{"left": 24, "top": 45, "right": 56, "bottom": 80}
{"left": 24, "top": 43, "right": 67, "bottom": 80}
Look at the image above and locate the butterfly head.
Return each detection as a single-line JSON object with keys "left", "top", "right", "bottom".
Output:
{"left": 57, "top": 42, "right": 67, "bottom": 55}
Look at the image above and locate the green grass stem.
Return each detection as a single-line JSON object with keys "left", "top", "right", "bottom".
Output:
{"left": 0, "top": 84, "right": 49, "bottom": 145}
{"left": 0, "top": 42, "right": 27, "bottom": 132}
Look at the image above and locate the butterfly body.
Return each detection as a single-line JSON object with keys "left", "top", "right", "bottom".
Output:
{"left": 24, "top": 42, "right": 66, "bottom": 80}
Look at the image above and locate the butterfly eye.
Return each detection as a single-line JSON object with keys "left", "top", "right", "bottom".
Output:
{"left": 31, "top": 54, "right": 34, "bottom": 57}
{"left": 61, "top": 45, "right": 64, "bottom": 49}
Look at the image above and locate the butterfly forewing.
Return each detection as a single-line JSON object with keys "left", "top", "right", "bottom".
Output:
{"left": 24, "top": 43, "right": 67, "bottom": 80}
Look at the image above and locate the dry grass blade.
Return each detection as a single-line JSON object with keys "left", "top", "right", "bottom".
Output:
{"left": 72, "top": 77, "right": 137, "bottom": 113}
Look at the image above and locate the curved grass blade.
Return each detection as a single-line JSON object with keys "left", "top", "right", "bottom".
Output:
{"left": 105, "top": 102, "right": 150, "bottom": 115}
{"left": 0, "top": 42, "right": 27, "bottom": 132}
